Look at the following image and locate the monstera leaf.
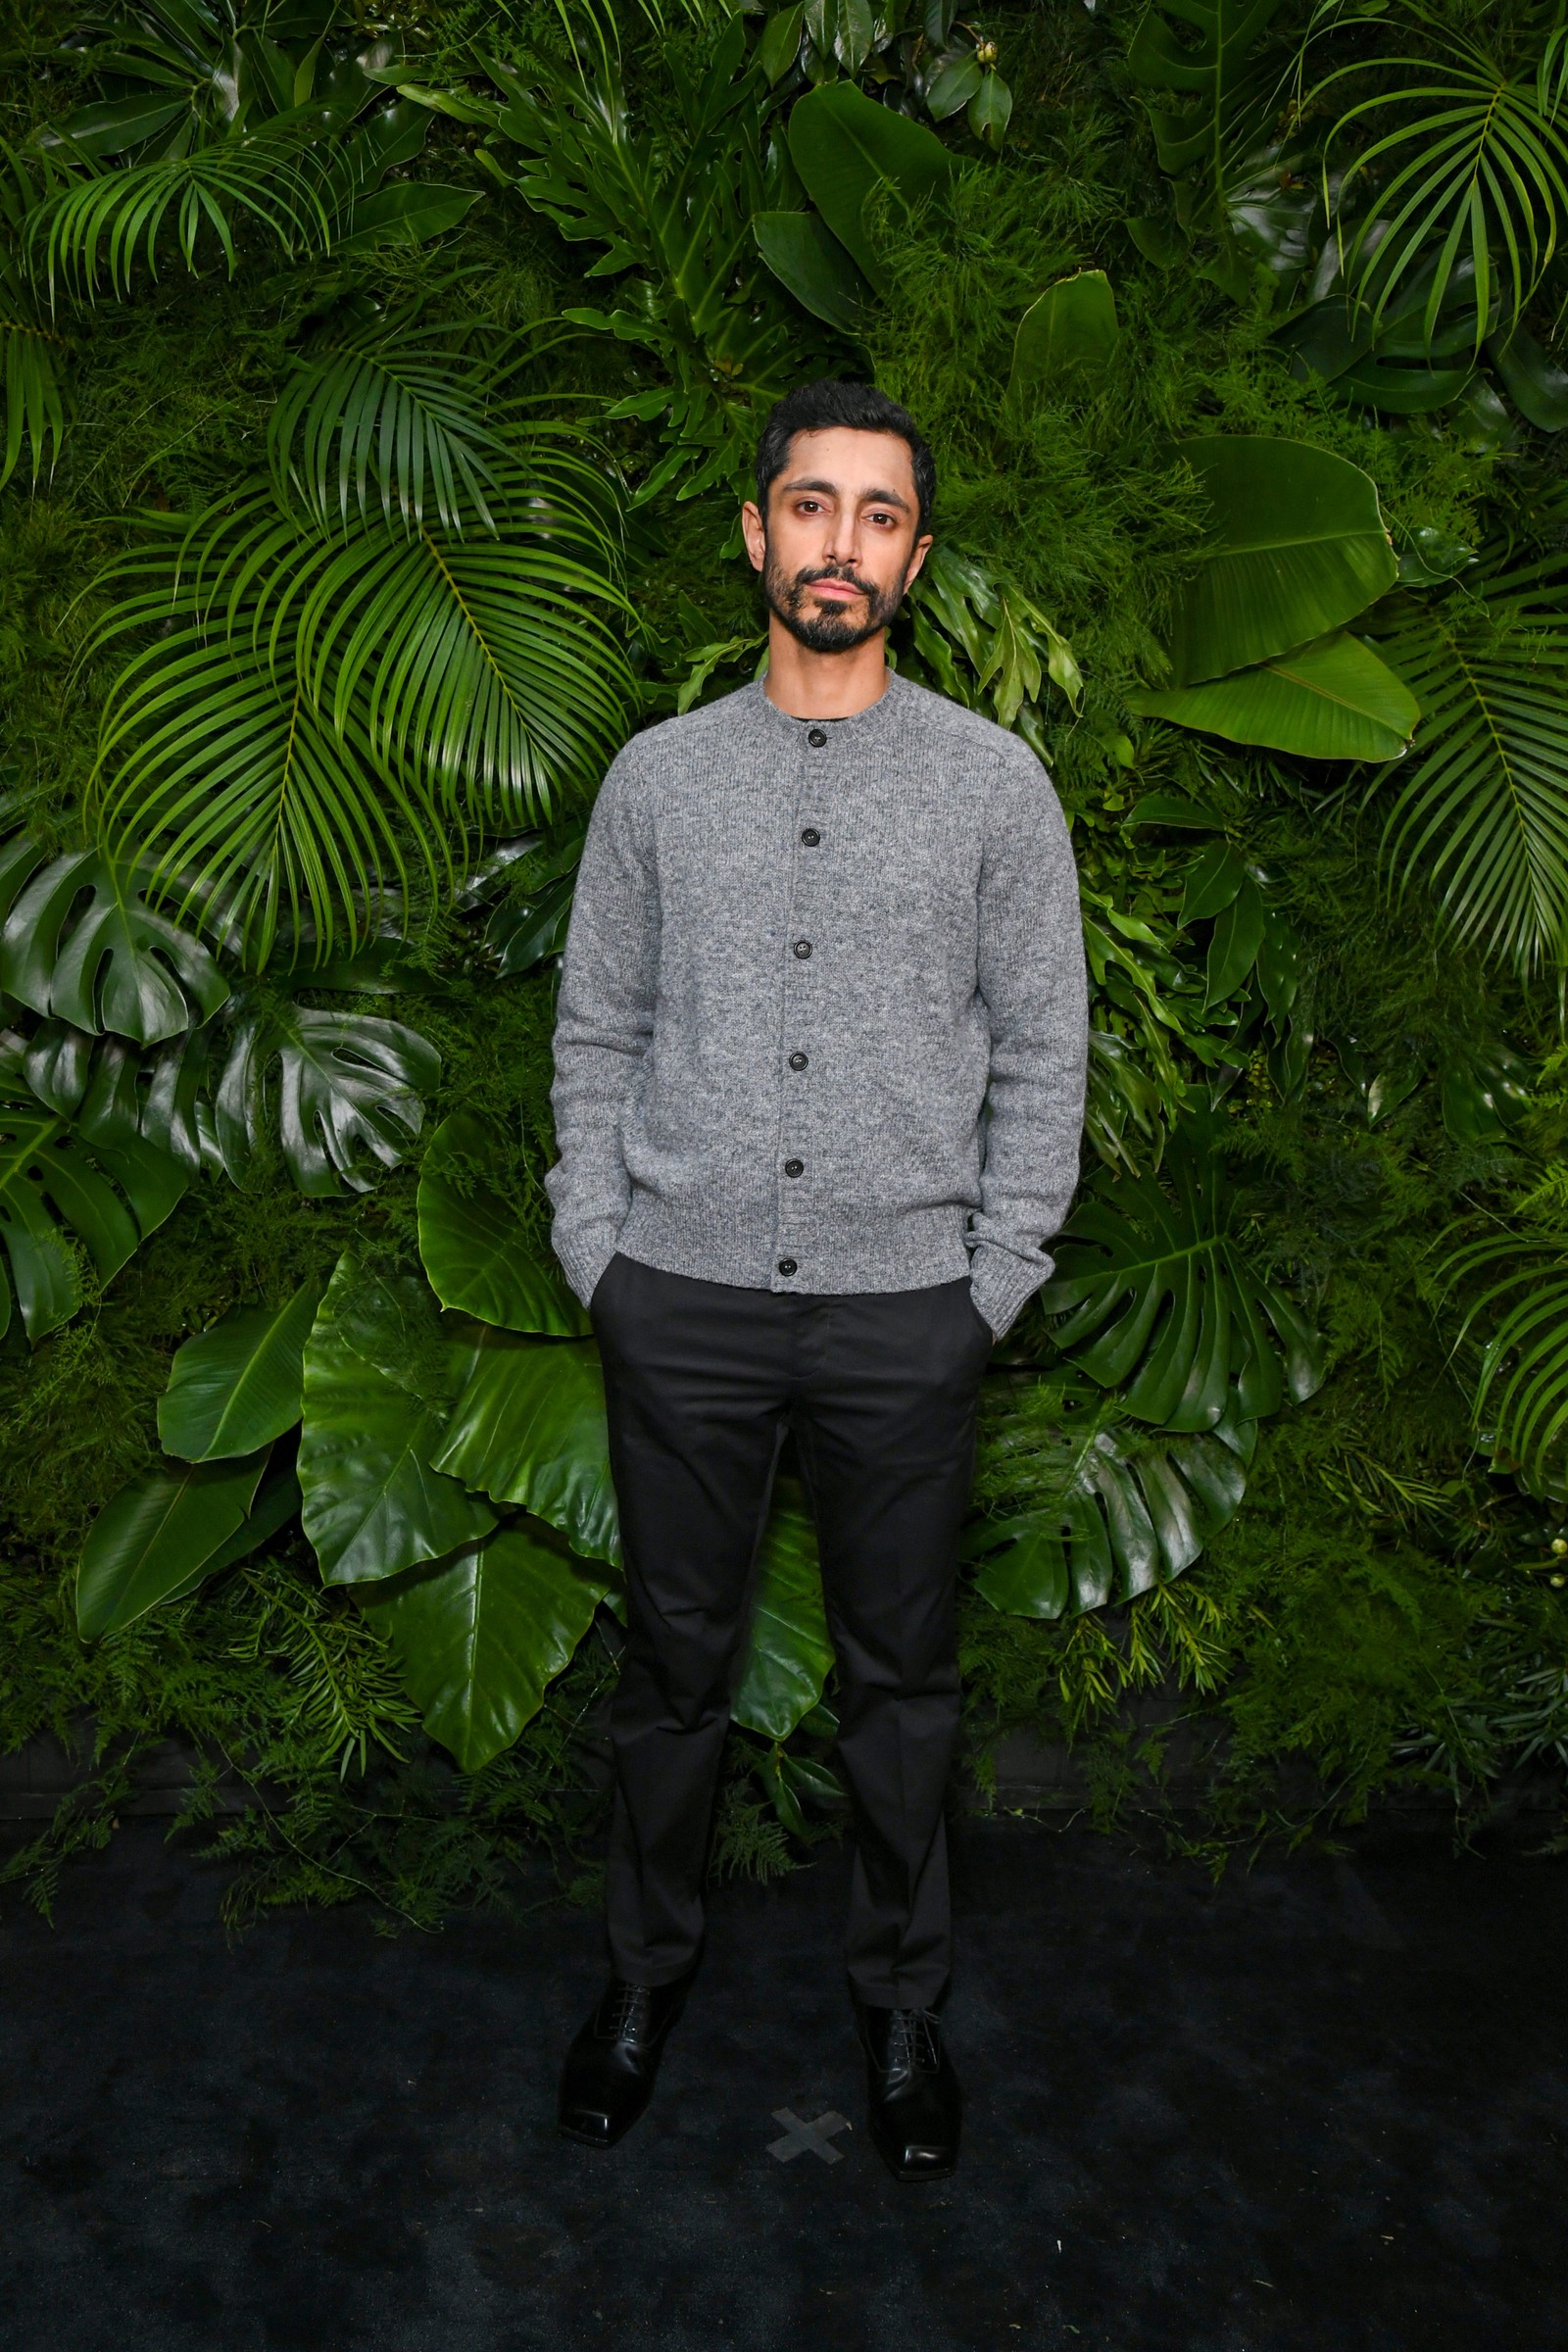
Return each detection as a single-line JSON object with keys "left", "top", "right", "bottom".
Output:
{"left": 158, "top": 1280, "right": 325, "bottom": 1461}
{"left": 964, "top": 1397, "right": 1253, "bottom": 1619}
{"left": 299, "top": 1255, "right": 496, "bottom": 1585}
{"left": 416, "top": 1111, "right": 588, "bottom": 1336}
{"left": 360, "top": 1524, "right": 613, "bottom": 1772}
{"left": 215, "top": 1004, "right": 440, "bottom": 1196}
{"left": 432, "top": 1328, "right": 620, "bottom": 1567}
{"left": 0, "top": 832, "right": 228, "bottom": 1046}
{"left": 1166, "top": 438, "right": 1398, "bottom": 685}
{"left": 1041, "top": 1116, "right": 1323, "bottom": 1428}
{"left": 0, "top": 1032, "right": 186, "bottom": 1341}
{"left": 77, "top": 1446, "right": 272, "bottom": 1640}
{"left": 732, "top": 1489, "right": 835, "bottom": 1741}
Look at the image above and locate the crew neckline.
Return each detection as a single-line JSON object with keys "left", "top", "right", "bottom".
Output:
{"left": 751, "top": 667, "right": 906, "bottom": 740}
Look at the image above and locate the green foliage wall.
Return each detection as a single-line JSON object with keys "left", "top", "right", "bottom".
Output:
{"left": 2, "top": 0, "right": 1567, "bottom": 1921}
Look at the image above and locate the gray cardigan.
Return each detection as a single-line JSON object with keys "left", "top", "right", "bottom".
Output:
{"left": 545, "top": 669, "right": 1088, "bottom": 1339}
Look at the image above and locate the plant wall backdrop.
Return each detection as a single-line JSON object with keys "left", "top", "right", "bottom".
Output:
{"left": 2, "top": 0, "right": 1566, "bottom": 1923}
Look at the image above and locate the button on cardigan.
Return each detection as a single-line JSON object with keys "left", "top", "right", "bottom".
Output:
{"left": 544, "top": 669, "right": 1089, "bottom": 1340}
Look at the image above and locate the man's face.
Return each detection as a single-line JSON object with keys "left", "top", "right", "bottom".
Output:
{"left": 741, "top": 426, "right": 932, "bottom": 654}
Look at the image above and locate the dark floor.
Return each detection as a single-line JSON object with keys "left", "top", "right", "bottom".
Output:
{"left": 2, "top": 1818, "right": 1565, "bottom": 2352}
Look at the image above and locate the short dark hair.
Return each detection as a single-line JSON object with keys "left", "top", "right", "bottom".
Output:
{"left": 754, "top": 379, "right": 935, "bottom": 538}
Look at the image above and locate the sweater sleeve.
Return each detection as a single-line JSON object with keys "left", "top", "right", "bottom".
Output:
{"left": 544, "top": 747, "right": 660, "bottom": 1307}
{"left": 967, "top": 741, "right": 1089, "bottom": 1340}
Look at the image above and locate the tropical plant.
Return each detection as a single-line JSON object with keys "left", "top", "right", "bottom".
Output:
{"left": 24, "top": 0, "right": 474, "bottom": 301}
{"left": 1369, "top": 553, "right": 1568, "bottom": 976}
{"left": 6, "top": 0, "right": 1568, "bottom": 1907}
{"left": 81, "top": 400, "right": 633, "bottom": 965}
{"left": 1127, "top": 435, "right": 1418, "bottom": 760}
{"left": 1304, "top": 4, "right": 1568, "bottom": 359}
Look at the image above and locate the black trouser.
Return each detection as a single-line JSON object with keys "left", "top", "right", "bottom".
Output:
{"left": 590, "top": 1252, "right": 993, "bottom": 2009}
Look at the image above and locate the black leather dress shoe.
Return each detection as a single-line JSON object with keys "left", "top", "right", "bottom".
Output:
{"left": 856, "top": 1999, "right": 962, "bottom": 2181}
{"left": 558, "top": 1971, "right": 692, "bottom": 2147}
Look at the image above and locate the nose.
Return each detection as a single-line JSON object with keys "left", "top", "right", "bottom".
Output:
{"left": 820, "top": 511, "right": 863, "bottom": 569}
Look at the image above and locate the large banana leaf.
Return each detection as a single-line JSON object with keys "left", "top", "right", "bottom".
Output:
{"left": 158, "top": 1280, "right": 325, "bottom": 1461}
{"left": 1130, "top": 629, "right": 1419, "bottom": 760}
{"left": 360, "top": 1525, "right": 613, "bottom": 1773}
{"left": 416, "top": 1110, "right": 589, "bottom": 1337}
{"left": 77, "top": 1446, "right": 270, "bottom": 1640}
{"left": 0, "top": 833, "right": 228, "bottom": 1046}
{"left": 0, "top": 1032, "right": 186, "bottom": 1341}
{"left": 964, "top": 1401, "right": 1253, "bottom": 1619}
{"left": 1041, "top": 1115, "right": 1323, "bottom": 1428}
{"left": 299, "top": 1255, "right": 496, "bottom": 1585}
{"left": 214, "top": 1004, "right": 439, "bottom": 1196}
{"left": 732, "top": 1492, "right": 834, "bottom": 1741}
{"left": 1167, "top": 437, "right": 1398, "bottom": 685}
{"left": 432, "top": 1328, "right": 620, "bottom": 1567}
{"left": 785, "top": 78, "right": 953, "bottom": 294}
{"left": 1374, "top": 561, "right": 1568, "bottom": 974}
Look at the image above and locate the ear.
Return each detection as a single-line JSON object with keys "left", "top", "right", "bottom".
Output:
{"left": 904, "top": 532, "right": 934, "bottom": 590}
{"left": 740, "top": 499, "right": 767, "bottom": 574}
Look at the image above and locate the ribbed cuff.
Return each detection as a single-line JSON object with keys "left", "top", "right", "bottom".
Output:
{"left": 552, "top": 1219, "right": 624, "bottom": 1311}
{"left": 968, "top": 1241, "right": 1054, "bottom": 1341}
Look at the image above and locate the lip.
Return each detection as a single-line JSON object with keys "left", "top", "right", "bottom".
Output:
{"left": 811, "top": 581, "right": 862, "bottom": 601}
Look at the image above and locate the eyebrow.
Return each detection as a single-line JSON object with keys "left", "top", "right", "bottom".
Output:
{"left": 778, "top": 475, "right": 912, "bottom": 513}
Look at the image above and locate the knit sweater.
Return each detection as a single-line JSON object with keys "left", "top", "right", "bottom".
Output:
{"left": 544, "top": 668, "right": 1089, "bottom": 1339}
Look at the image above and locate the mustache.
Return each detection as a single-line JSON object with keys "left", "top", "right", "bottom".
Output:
{"left": 795, "top": 565, "right": 875, "bottom": 597}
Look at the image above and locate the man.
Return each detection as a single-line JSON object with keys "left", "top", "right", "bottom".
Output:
{"left": 545, "top": 378, "right": 1087, "bottom": 2180}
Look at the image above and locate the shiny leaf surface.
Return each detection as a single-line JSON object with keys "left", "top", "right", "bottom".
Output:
{"left": 77, "top": 1446, "right": 270, "bottom": 1639}
{"left": 1132, "top": 629, "right": 1418, "bottom": 760}
{"left": 1009, "top": 270, "right": 1120, "bottom": 397}
{"left": 1042, "top": 1115, "right": 1324, "bottom": 1428}
{"left": 361, "top": 1526, "right": 612, "bottom": 1771}
{"left": 299, "top": 1255, "right": 495, "bottom": 1585}
{"left": 1166, "top": 438, "right": 1397, "bottom": 685}
{"left": 416, "top": 1110, "right": 589, "bottom": 1336}
{"left": 158, "top": 1280, "right": 325, "bottom": 1460}
{"left": 732, "top": 1490, "right": 834, "bottom": 1740}
{"left": 433, "top": 1329, "right": 620, "bottom": 1566}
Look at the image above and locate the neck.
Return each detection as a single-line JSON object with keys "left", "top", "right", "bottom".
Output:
{"left": 761, "top": 618, "right": 891, "bottom": 719}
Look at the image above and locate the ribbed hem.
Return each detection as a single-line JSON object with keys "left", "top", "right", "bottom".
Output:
{"left": 553, "top": 1219, "right": 625, "bottom": 1311}
{"left": 616, "top": 1189, "right": 972, "bottom": 1296}
{"left": 968, "top": 1241, "right": 1054, "bottom": 1340}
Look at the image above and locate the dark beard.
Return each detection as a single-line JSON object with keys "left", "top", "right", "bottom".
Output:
{"left": 762, "top": 549, "right": 906, "bottom": 653}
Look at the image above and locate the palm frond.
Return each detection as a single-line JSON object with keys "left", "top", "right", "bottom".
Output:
{"left": 268, "top": 314, "right": 511, "bottom": 538}
{"left": 1312, "top": 26, "right": 1568, "bottom": 352}
{"left": 82, "top": 442, "right": 633, "bottom": 963}
{"left": 1376, "top": 559, "right": 1568, "bottom": 973}
{"left": 29, "top": 123, "right": 334, "bottom": 301}
{"left": 0, "top": 142, "right": 66, "bottom": 485}
{"left": 251, "top": 445, "right": 634, "bottom": 827}
{"left": 1440, "top": 1229, "right": 1568, "bottom": 1484}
